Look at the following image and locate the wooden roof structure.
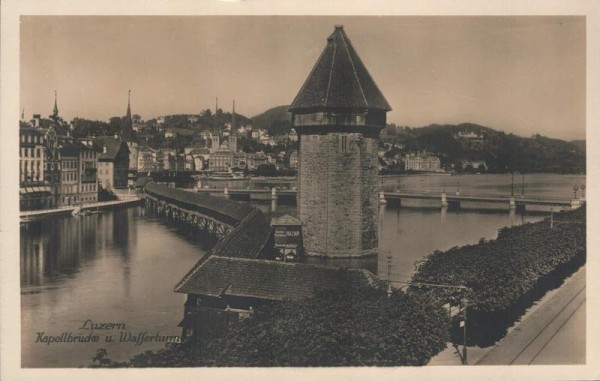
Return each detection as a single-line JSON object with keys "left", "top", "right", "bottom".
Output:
{"left": 174, "top": 255, "right": 376, "bottom": 301}
{"left": 289, "top": 25, "right": 391, "bottom": 113}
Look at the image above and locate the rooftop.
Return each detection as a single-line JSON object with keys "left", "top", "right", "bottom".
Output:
{"left": 289, "top": 25, "right": 391, "bottom": 113}
{"left": 174, "top": 255, "right": 377, "bottom": 301}
{"left": 94, "top": 135, "right": 129, "bottom": 161}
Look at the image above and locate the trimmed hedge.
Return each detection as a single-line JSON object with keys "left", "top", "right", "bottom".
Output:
{"left": 92, "top": 277, "right": 449, "bottom": 367}
{"left": 411, "top": 206, "right": 586, "bottom": 346}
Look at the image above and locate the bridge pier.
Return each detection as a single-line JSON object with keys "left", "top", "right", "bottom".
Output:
{"left": 441, "top": 192, "right": 448, "bottom": 208}
{"left": 509, "top": 197, "right": 516, "bottom": 210}
{"left": 571, "top": 199, "right": 583, "bottom": 209}
{"left": 379, "top": 191, "right": 387, "bottom": 205}
{"left": 271, "top": 188, "right": 278, "bottom": 212}
{"left": 224, "top": 187, "right": 229, "bottom": 199}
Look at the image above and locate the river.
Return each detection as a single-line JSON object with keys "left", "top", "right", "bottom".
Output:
{"left": 20, "top": 173, "right": 585, "bottom": 367}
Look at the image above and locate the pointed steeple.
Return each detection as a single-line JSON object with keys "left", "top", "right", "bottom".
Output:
{"left": 126, "top": 89, "right": 132, "bottom": 119}
{"left": 289, "top": 25, "right": 391, "bottom": 112}
{"left": 52, "top": 90, "right": 59, "bottom": 119}
{"left": 232, "top": 99, "right": 236, "bottom": 130}
{"left": 121, "top": 90, "right": 136, "bottom": 142}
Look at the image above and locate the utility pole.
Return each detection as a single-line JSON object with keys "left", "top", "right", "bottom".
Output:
{"left": 521, "top": 173, "right": 525, "bottom": 197}
{"left": 511, "top": 172, "right": 514, "bottom": 197}
{"left": 387, "top": 255, "right": 393, "bottom": 298}
{"left": 462, "top": 297, "right": 468, "bottom": 365}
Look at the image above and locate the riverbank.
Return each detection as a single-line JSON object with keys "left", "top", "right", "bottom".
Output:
{"left": 20, "top": 196, "right": 142, "bottom": 223}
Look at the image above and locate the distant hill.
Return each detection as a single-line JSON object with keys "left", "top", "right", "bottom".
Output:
{"left": 570, "top": 140, "right": 586, "bottom": 152}
{"left": 381, "top": 123, "right": 585, "bottom": 174}
{"left": 251, "top": 105, "right": 292, "bottom": 136}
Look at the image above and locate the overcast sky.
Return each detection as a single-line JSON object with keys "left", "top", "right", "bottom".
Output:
{"left": 20, "top": 16, "right": 585, "bottom": 140}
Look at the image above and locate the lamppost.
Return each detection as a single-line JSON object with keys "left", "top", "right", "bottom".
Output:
{"left": 580, "top": 184, "right": 586, "bottom": 199}
{"left": 521, "top": 173, "right": 525, "bottom": 197}
{"left": 511, "top": 172, "right": 515, "bottom": 197}
{"left": 573, "top": 185, "right": 579, "bottom": 199}
{"left": 390, "top": 279, "right": 470, "bottom": 365}
{"left": 387, "top": 255, "right": 393, "bottom": 298}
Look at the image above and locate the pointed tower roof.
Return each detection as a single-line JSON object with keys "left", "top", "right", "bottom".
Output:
{"left": 52, "top": 90, "right": 59, "bottom": 118}
{"left": 290, "top": 25, "right": 391, "bottom": 113}
{"left": 232, "top": 99, "right": 236, "bottom": 129}
{"left": 121, "top": 90, "right": 137, "bottom": 143}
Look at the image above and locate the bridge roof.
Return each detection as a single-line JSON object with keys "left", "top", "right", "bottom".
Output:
{"left": 145, "top": 182, "right": 255, "bottom": 223}
{"left": 174, "top": 256, "right": 376, "bottom": 301}
{"left": 211, "top": 209, "right": 272, "bottom": 259}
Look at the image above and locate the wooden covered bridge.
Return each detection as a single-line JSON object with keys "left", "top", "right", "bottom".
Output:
{"left": 143, "top": 182, "right": 272, "bottom": 253}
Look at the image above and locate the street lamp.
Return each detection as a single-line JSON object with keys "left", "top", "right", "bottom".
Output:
{"left": 391, "top": 280, "right": 470, "bottom": 365}
{"left": 580, "top": 184, "right": 586, "bottom": 199}
{"left": 511, "top": 172, "right": 515, "bottom": 197}
{"left": 461, "top": 297, "right": 468, "bottom": 365}
{"left": 573, "top": 185, "right": 579, "bottom": 199}
{"left": 387, "top": 255, "right": 393, "bottom": 298}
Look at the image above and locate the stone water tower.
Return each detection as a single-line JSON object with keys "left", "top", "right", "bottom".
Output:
{"left": 290, "top": 25, "right": 391, "bottom": 257}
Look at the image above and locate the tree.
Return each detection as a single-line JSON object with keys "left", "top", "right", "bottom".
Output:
{"left": 108, "top": 117, "right": 123, "bottom": 135}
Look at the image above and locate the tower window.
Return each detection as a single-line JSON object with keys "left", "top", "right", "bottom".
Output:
{"left": 341, "top": 136, "right": 348, "bottom": 153}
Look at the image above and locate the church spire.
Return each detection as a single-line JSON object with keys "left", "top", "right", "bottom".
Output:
{"left": 232, "top": 99, "right": 236, "bottom": 130}
{"left": 52, "top": 90, "right": 59, "bottom": 119}
{"left": 126, "top": 89, "right": 132, "bottom": 119}
{"left": 121, "top": 90, "right": 136, "bottom": 142}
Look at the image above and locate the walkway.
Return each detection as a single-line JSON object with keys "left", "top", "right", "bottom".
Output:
{"left": 476, "top": 266, "right": 585, "bottom": 365}
{"left": 20, "top": 195, "right": 142, "bottom": 219}
{"left": 429, "top": 266, "right": 586, "bottom": 365}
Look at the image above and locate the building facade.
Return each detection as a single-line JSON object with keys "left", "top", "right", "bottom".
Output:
{"left": 59, "top": 143, "right": 80, "bottom": 206}
{"left": 96, "top": 136, "right": 130, "bottom": 190}
{"left": 290, "top": 25, "right": 391, "bottom": 257}
{"left": 43, "top": 126, "right": 61, "bottom": 208}
{"left": 19, "top": 126, "right": 52, "bottom": 210}
{"left": 403, "top": 152, "right": 441, "bottom": 172}
{"left": 78, "top": 141, "right": 99, "bottom": 203}
{"left": 210, "top": 143, "right": 234, "bottom": 172}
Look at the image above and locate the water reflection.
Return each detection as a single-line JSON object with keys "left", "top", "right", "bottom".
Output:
{"left": 21, "top": 215, "right": 99, "bottom": 286}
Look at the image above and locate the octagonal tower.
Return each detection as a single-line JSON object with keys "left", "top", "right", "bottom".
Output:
{"left": 290, "top": 25, "right": 391, "bottom": 257}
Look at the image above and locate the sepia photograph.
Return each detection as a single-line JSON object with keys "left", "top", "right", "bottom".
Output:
{"left": 2, "top": 2, "right": 599, "bottom": 380}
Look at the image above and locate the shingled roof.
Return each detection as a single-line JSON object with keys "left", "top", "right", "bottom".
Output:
{"left": 174, "top": 256, "right": 377, "bottom": 301}
{"left": 94, "top": 135, "right": 129, "bottom": 161}
{"left": 289, "top": 25, "right": 391, "bottom": 112}
{"left": 144, "top": 182, "right": 256, "bottom": 226}
{"left": 211, "top": 209, "right": 272, "bottom": 259}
